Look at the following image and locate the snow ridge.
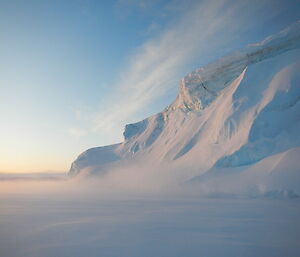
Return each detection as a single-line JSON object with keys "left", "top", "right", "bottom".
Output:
{"left": 172, "top": 20, "right": 300, "bottom": 111}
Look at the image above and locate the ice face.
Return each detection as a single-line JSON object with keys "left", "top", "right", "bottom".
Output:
{"left": 174, "top": 21, "right": 300, "bottom": 111}
{"left": 123, "top": 119, "right": 148, "bottom": 141}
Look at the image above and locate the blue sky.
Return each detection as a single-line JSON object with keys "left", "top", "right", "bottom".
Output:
{"left": 0, "top": 0, "right": 299, "bottom": 173}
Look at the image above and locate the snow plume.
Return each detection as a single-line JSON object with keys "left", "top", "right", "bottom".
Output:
{"left": 92, "top": 0, "right": 285, "bottom": 142}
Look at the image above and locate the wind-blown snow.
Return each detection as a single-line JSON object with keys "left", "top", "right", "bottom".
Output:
{"left": 69, "top": 21, "right": 300, "bottom": 195}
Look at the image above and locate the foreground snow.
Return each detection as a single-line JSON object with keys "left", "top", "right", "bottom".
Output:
{"left": 0, "top": 180, "right": 300, "bottom": 257}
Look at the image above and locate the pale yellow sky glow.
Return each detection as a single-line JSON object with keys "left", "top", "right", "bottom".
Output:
{"left": 0, "top": 149, "right": 69, "bottom": 173}
{"left": 0, "top": 122, "right": 78, "bottom": 173}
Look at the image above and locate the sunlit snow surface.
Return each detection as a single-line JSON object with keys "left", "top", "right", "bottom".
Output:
{"left": 0, "top": 180, "right": 300, "bottom": 257}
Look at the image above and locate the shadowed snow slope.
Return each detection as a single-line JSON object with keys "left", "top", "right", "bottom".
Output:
{"left": 69, "top": 21, "right": 300, "bottom": 194}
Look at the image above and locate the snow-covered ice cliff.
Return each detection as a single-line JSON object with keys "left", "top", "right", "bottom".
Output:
{"left": 69, "top": 21, "right": 300, "bottom": 195}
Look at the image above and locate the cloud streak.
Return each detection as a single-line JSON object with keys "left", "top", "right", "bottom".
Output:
{"left": 90, "top": 0, "right": 285, "bottom": 142}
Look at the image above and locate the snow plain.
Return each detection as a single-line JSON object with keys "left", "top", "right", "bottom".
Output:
{"left": 0, "top": 179, "right": 300, "bottom": 257}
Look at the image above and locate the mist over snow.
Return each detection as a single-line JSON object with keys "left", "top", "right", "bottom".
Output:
{"left": 69, "top": 21, "right": 300, "bottom": 198}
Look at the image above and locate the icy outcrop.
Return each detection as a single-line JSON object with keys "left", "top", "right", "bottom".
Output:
{"left": 69, "top": 21, "right": 300, "bottom": 194}
{"left": 172, "top": 20, "right": 300, "bottom": 111}
{"left": 123, "top": 119, "right": 148, "bottom": 140}
{"left": 69, "top": 144, "right": 121, "bottom": 176}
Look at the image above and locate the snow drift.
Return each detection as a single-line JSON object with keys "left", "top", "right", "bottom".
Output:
{"left": 69, "top": 21, "right": 300, "bottom": 195}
